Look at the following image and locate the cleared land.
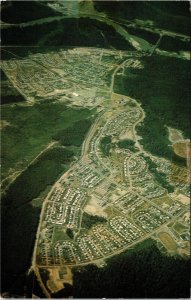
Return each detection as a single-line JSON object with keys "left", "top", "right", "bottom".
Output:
{"left": 158, "top": 232, "right": 177, "bottom": 251}
{"left": 173, "top": 141, "right": 190, "bottom": 158}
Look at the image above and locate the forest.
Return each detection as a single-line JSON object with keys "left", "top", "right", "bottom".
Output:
{"left": 1, "top": 103, "right": 91, "bottom": 181}
{"left": 142, "top": 155, "right": 174, "bottom": 193}
{"left": 1, "top": 0, "right": 60, "bottom": 23}
{"left": 114, "top": 55, "right": 190, "bottom": 163}
{"left": 81, "top": 212, "right": 107, "bottom": 230}
{"left": 2, "top": 18, "right": 134, "bottom": 51}
{"left": 118, "top": 139, "right": 138, "bottom": 152}
{"left": 100, "top": 136, "right": 112, "bottom": 156}
{"left": 2, "top": 146, "right": 74, "bottom": 208}
{"left": 1, "top": 103, "right": 94, "bottom": 296}
{"left": 72, "top": 239, "right": 190, "bottom": 298}
{"left": 53, "top": 119, "right": 93, "bottom": 147}
{"left": 94, "top": 1, "right": 190, "bottom": 35}
{"left": 1, "top": 69, "right": 26, "bottom": 105}
{"left": 159, "top": 35, "right": 190, "bottom": 52}
{"left": 126, "top": 27, "right": 159, "bottom": 45}
{"left": 1, "top": 146, "right": 74, "bottom": 295}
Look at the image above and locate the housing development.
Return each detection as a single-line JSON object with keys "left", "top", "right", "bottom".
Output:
{"left": 1, "top": 1, "right": 190, "bottom": 298}
{"left": 3, "top": 46, "right": 189, "bottom": 297}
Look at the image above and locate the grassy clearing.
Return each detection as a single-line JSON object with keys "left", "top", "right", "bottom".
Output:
{"left": 153, "top": 195, "right": 176, "bottom": 208}
{"left": 173, "top": 222, "right": 188, "bottom": 235}
{"left": 52, "top": 227, "right": 70, "bottom": 244}
{"left": 173, "top": 142, "right": 189, "bottom": 158}
{"left": 158, "top": 232, "right": 177, "bottom": 251}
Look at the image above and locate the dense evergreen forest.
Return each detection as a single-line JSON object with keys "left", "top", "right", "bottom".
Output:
{"left": 118, "top": 139, "right": 138, "bottom": 152}
{"left": 94, "top": 1, "right": 190, "bottom": 35}
{"left": 143, "top": 155, "right": 174, "bottom": 193}
{"left": 2, "top": 18, "right": 134, "bottom": 51}
{"left": 100, "top": 136, "right": 112, "bottom": 156}
{"left": 114, "top": 55, "right": 190, "bottom": 162}
{"left": 159, "top": 35, "right": 190, "bottom": 52}
{"left": 1, "top": 146, "right": 74, "bottom": 294}
{"left": 53, "top": 119, "right": 93, "bottom": 146}
{"left": 81, "top": 212, "right": 107, "bottom": 230}
{"left": 2, "top": 147, "right": 74, "bottom": 208}
{"left": 1, "top": 113, "right": 93, "bottom": 296}
{"left": 72, "top": 239, "right": 190, "bottom": 298}
{"left": 1, "top": 0, "right": 61, "bottom": 23}
{"left": 1, "top": 69, "right": 26, "bottom": 105}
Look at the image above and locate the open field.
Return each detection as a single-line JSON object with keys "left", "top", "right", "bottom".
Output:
{"left": 158, "top": 232, "right": 177, "bottom": 251}
{"left": 167, "top": 127, "right": 184, "bottom": 143}
{"left": 170, "top": 164, "right": 188, "bottom": 184}
{"left": 173, "top": 222, "right": 188, "bottom": 235}
{"left": 173, "top": 141, "right": 190, "bottom": 158}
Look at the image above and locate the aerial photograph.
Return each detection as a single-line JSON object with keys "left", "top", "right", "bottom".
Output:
{"left": 0, "top": 0, "right": 190, "bottom": 298}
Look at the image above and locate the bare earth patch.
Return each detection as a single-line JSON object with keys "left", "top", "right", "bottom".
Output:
{"left": 119, "top": 128, "right": 135, "bottom": 141}
{"left": 84, "top": 195, "right": 108, "bottom": 217}
{"left": 178, "top": 242, "right": 190, "bottom": 257}
{"left": 176, "top": 194, "right": 190, "bottom": 205}
{"left": 46, "top": 267, "right": 71, "bottom": 293}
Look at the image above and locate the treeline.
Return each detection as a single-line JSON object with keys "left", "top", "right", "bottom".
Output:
{"left": 81, "top": 212, "right": 107, "bottom": 230}
{"left": 72, "top": 239, "right": 190, "bottom": 298}
{"left": 66, "top": 228, "right": 74, "bottom": 239}
{"left": 53, "top": 119, "right": 92, "bottom": 147}
{"left": 1, "top": 69, "right": 26, "bottom": 104}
